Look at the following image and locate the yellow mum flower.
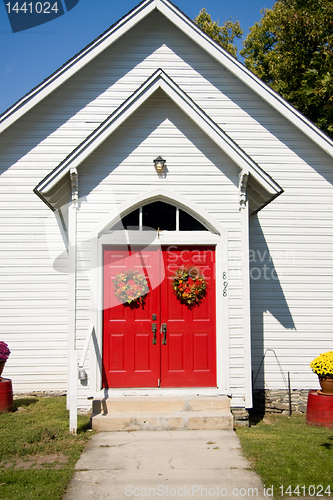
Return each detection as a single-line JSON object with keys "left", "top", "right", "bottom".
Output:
{"left": 310, "top": 351, "right": 333, "bottom": 377}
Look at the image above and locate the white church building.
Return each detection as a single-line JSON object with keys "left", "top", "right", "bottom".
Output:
{"left": 0, "top": 0, "right": 332, "bottom": 430}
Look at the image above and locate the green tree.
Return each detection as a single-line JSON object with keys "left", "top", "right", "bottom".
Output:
{"left": 195, "top": 9, "right": 243, "bottom": 59}
{"left": 240, "top": 0, "right": 333, "bottom": 137}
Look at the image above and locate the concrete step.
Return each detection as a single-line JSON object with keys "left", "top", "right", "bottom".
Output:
{"left": 93, "top": 396, "right": 230, "bottom": 414}
{"left": 91, "top": 396, "right": 233, "bottom": 432}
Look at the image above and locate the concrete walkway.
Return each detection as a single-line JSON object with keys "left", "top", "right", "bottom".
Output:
{"left": 63, "top": 430, "right": 268, "bottom": 500}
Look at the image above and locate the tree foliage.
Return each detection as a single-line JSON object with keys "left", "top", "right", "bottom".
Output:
{"left": 240, "top": 0, "right": 333, "bottom": 137}
{"left": 195, "top": 9, "right": 243, "bottom": 59}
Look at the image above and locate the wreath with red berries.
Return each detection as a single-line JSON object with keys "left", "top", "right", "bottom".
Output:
{"left": 172, "top": 267, "right": 207, "bottom": 307}
{"left": 113, "top": 270, "right": 149, "bottom": 305}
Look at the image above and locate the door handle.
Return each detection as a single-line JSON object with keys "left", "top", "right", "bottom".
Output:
{"left": 152, "top": 323, "right": 157, "bottom": 345}
{"left": 161, "top": 323, "right": 167, "bottom": 345}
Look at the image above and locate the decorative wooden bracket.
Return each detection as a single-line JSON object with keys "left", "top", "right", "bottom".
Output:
{"left": 239, "top": 171, "right": 249, "bottom": 210}
{"left": 70, "top": 167, "right": 78, "bottom": 208}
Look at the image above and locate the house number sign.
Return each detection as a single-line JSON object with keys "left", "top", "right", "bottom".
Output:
{"left": 223, "top": 272, "right": 228, "bottom": 297}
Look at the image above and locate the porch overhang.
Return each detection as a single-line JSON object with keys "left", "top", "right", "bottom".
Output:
{"left": 34, "top": 69, "right": 283, "bottom": 213}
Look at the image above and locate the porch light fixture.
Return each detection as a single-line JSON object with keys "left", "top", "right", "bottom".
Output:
{"left": 153, "top": 156, "right": 166, "bottom": 172}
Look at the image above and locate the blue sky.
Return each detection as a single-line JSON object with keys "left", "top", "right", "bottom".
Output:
{"left": 0, "top": 0, "right": 275, "bottom": 116}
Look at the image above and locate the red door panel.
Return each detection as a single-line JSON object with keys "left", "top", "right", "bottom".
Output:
{"left": 103, "top": 246, "right": 160, "bottom": 388}
{"left": 103, "top": 245, "right": 216, "bottom": 388}
{"left": 160, "top": 246, "right": 216, "bottom": 387}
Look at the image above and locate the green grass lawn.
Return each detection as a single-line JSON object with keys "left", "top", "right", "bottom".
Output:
{"left": 0, "top": 396, "right": 92, "bottom": 500}
{"left": 2, "top": 399, "right": 333, "bottom": 499}
{"left": 236, "top": 414, "right": 333, "bottom": 497}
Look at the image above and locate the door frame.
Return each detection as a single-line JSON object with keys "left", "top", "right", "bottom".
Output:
{"left": 88, "top": 190, "right": 230, "bottom": 396}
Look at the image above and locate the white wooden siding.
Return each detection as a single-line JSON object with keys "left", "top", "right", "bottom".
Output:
{"left": 0, "top": 149, "right": 68, "bottom": 390}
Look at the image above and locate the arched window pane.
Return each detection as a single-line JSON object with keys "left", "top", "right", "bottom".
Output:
{"left": 142, "top": 202, "right": 176, "bottom": 231}
{"left": 179, "top": 209, "right": 207, "bottom": 231}
{"left": 110, "top": 202, "right": 208, "bottom": 231}
{"left": 111, "top": 209, "right": 139, "bottom": 230}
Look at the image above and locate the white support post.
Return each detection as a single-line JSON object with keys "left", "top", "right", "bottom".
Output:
{"left": 240, "top": 171, "right": 253, "bottom": 408}
{"left": 68, "top": 350, "right": 78, "bottom": 434}
{"left": 68, "top": 167, "right": 78, "bottom": 434}
{"left": 216, "top": 232, "right": 229, "bottom": 394}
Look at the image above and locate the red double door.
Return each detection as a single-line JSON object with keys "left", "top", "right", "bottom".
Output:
{"left": 103, "top": 245, "right": 216, "bottom": 388}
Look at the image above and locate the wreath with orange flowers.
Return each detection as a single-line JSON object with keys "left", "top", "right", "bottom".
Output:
{"left": 113, "top": 270, "right": 149, "bottom": 305}
{"left": 172, "top": 267, "right": 207, "bottom": 307}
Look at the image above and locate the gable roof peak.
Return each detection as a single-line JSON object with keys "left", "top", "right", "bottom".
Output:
{"left": 0, "top": 0, "right": 333, "bottom": 158}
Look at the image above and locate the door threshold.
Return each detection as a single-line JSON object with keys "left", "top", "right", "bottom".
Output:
{"left": 91, "top": 387, "right": 228, "bottom": 399}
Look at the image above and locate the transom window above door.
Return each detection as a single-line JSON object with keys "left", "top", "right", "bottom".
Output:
{"left": 111, "top": 201, "right": 208, "bottom": 231}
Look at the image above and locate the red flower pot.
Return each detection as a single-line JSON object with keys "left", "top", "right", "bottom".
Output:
{"left": 0, "top": 378, "right": 13, "bottom": 413}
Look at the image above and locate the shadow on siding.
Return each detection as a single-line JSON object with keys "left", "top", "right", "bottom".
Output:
{"left": 249, "top": 216, "right": 296, "bottom": 394}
